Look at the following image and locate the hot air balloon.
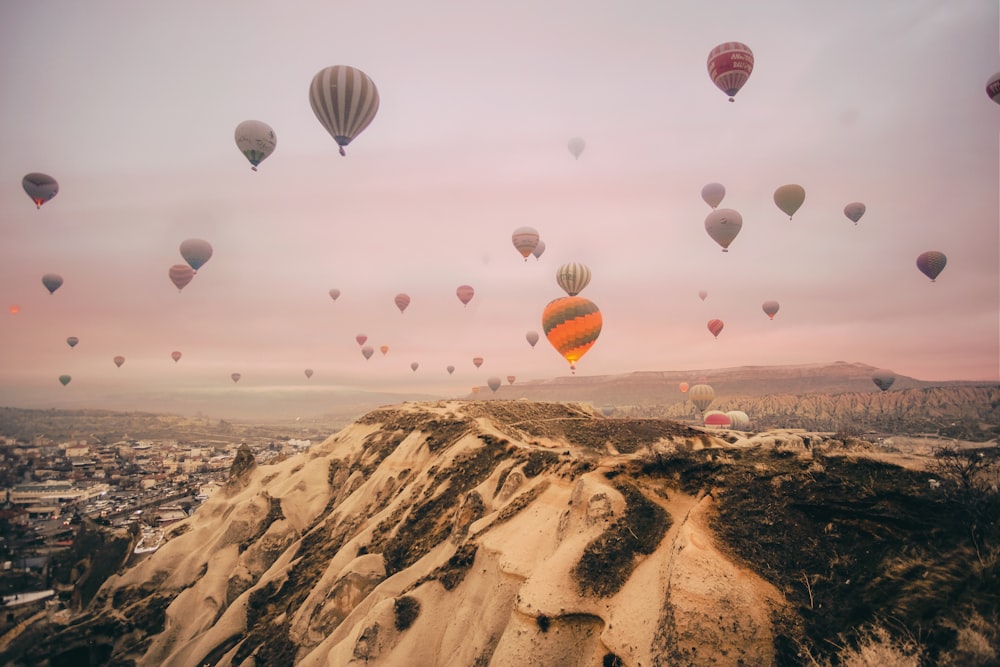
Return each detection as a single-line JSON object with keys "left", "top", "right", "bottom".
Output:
{"left": 689, "top": 384, "right": 715, "bottom": 412}
{"left": 701, "top": 183, "right": 725, "bottom": 209}
{"left": 361, "top": 346, "right": 374, "bottom": 360}
{"left": 844, "top": 202, "right": 866, "bottom": 225}
{"left": 446, "top": 365, "right": 455, "bottom": 375}
{"left": 113, "top": 356, "right": 125, "bottom": 368}
{"left": 704, "top": 411, "right": 732, "bottom": 428}
{"left": 394, "top": 293, "right": 410, "bottom": 314}
{"left": 59, "top": 375, "right": 71, "bottom": 386}
{"left": 309, "top": 65, "right": 380, "bottom": 156}
{"left": 410, "top": 362, "right": 419, "bottom": 372}
{"left": 542, "top": 296, "right": 602, "bottom": 372}
{"left": 66, "top": 337, "right": 79, "bottom": 348}
{"left": 512, "top": 226, "right": 540, "bottom": 261}
{"left": 872, "top": 369, "right": 896, "bottom": 392}
{"left": 705, "top": 208, "right": 742, "bottom": 252}
{"left": 556, "top": 263, "right": 592, "bottom": 297}
{"left": 304, "top": 369, "right": 314, "bottom": 378}
{"left": 707, "top": 42, "right": 754, "bottom": 101}
{"left": 231, "top": 373, "right": 241, "bottom": 383}
{"left": 507, "top": 375, "right": 516, "bottom": 385}
{"left": 472, "top": 357, "right": 484, "bottom": 369}
{"left": 698, "top": 290, "right": 708, "bottom": 301}
{"left": 456, "top": 285, "right": 475, "bottom": 306}
{"left": 679, "top": 382, "right": 689, "bottom": 393}
{"left": 180, "top": 239, "right": 213, "bottom": 272}
{"left": 42, "top": 274, "right": 63, "bottom": 295}
{"left": 916, "top": 251, "right": 947, "bottom": 282}
{"left": 762, "top": 300, "right": 780, "bottom": 320}
{"left": 171, "top": 351, "right": 182, "bottom": 362}
{"left": 380, "top": 345, "right": 389, "bottom": 356}
{"left": 329, "top": 288, "right": 341, "bottom": 301}
{"left": 532, "top": 240, "right": 546, "bottom": 260}
{"left": 169, "top": 265, "right": 195, "bottom": 292}
{"left": 356, "top": 334, "right": 368, "bottom": 346}
{"left": 987, "top": 72, "right": 1000, "bottom": 105}
{"left": 726, "top": 411, "right": 751, "bottom": 431}
{"left": 234, "top": 120, "right": 277, "bottom": 171}
{"left": 487, "top": 377, "right": 501, "bottom": 393}
{"left": 9, "top": 306, "right": 20, "bottom": 315}
{"left": 525, "top": 331, "right": 539, "bottom": 348}
{"left": 23, "top": 173, "right": 58, "bottom": 209}
{"left": 568, "top": 137, "right": 585, "bottom": 159}
{"left": 471, "top": 386, "right": 481, "bottom": 394}
{"left": 774, "top": 185, "right": 806, "bottom": 219}
{"left": 707, "top": 319, "right": 724, "bottom": 338}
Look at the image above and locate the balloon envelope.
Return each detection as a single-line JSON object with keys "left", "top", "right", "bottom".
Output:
{"left": 556, "top": 262, "right": 592, "bottom": 297}
{"left": 329, "top": 288, "right": 341, "bottom": 301}
{"left": 180, "top": 239, "right": 213, "bottom": 272}
{"left": 113, "top": 356, "right": 125, "bottom": 368}
{"left": 361, "top": 346, "right": 374, "bottom": 360}
{"left": 446, "top": 365, "right": 455, "bottom": 375}
{"left": 762, "top": 300, "right": 780, "bottom": 320}
{"left": 394, "top": 293, "right": 410, "bottom": 313}
{"left": 410, "top": 362, "right": 419, "bottom": 372}
{"left": 304, "top": 369, "right": 313, "bottom": 378}
{"left": 987, "top": 72, "right": 1000, "bottom": 105}
{"left": 531, "top": 240, "right": 546, "bottom": 260}
{"left": 23, "top": 173, "right": 58, "bottom": 208}
{"left": 707, "top": 319, "right": 724, "bottom": 338}
{"left": 487, "top": 377, "right": 501, "bottom": 393}
{"left": 872, "top": 369, "right": 896, "bottom": 392}
{"left": 511, "top": 226, "right": 540, "bottom": 260}
{"left": 309, "top": 65, "right": 380, "bottom": 156}
{"left": 726, "top": 411, "right": 751, "bottom": 431}
{"left": 456, "top": 285, "right": 475, "bottom": 306}
{"left": 472, "top": 356, "right": 484, "bottom": 368}
{"left": 568, "top": 137, "right": 585, "bottom": 159}
{"left": 774, "top": 184, "right": 806, "bottom": 219}
{"left": 525, "top": 331, "right": 539, "bottom": 348}
{"left": 704, "top": 410, "right": 732, "bottom": 428}
{"left": 58, "top": 375, "right": 71, "bottom": 386}
{"left": 698, "top": 290, "right": 708, "bottom": 301}
{"left": 701, "top": 183, "right": 725, "bottom": 208}
{"left": 916, "top": 251, "right": 947, "bottom": 282}
{"left": 507, "top": 375, "right": 516, "bottom": 385}
{"left": 689, "top": 384, "right": 715, "bottom": 412}
{"left": 66, "top": 337, "right": 79, "bottom": 348}
{"left": 356, "top": 334, "right": 368, "bottom": 346}
{"left": 707, "top": 42, "right": 753, "bottom": 101}
{"left": 231, "top": 373, "right": 241, "bottom": 383}
{"left": 380, "top": 345, "right": 389, "bottom": 355}
{"left": 42, "top": 273, "right": 63, "bottom": 294}
{"left": 704, "top": 208, "right": 743, "bottom": 252}
{"left": 171, "top": 351, "right": 182, "bottom": 362}
{"left": 542, "top": 296, "right": 602, "bottom": 372}
{"left": 234, "top": 120, "right": 276, "bottom": 170}
{"left": 169, "top": 264, "right": 195, "bottom": 292}
{"left": 679, "top": 382, "right": 689, "bottom": 393}
{"left": 844, "top": 202, "right": 866, "bottom": 224}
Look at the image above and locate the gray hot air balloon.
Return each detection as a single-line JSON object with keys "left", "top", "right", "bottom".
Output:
{"left": 872, "top": 369, "right": 896, "bottom": 392}
{"left": 567, "top": 137, "right": 585, "bottom": 159}
{"left": 844, "top": 202, "right": 866, "bottom": 224}
{"left": 704, "top": 208, "right": 742, "bottom": 252}
{"left": 309, "top": 65, "right": 380, "bottom": 156}
{"left": 42, "top": 273, "right": 64, "bottom": 294}
{"left": 487, "top": 377, "right": 502, "bottom": 393}
{"left": 701, "top": 182, "right": 725, "bottom": 208}
{"left": 23, "top": 173, "right": 58, "bottom": 209}
{"left": 525, "top": 331, "right": 539, "bottom": 348}
{"left": 774, "top": 184, "right": 806, "bottom": 219}
{"left": 180, "top": 239, "right": 213, "bottom": 272}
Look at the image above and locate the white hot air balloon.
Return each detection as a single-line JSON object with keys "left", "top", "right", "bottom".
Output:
{"left": 568, "top": 137, "right": 585, "bottom": 159}
{"left": 704, "top": 208, "right": 743, "bottom": 252}
{"left": 556, "top": 263, "right": 592, "bottom": 297}
{"left": 234, "top": 120, "right": 277, "bottom": 171}
{"left": 701, "top": 183, "right": 725, "bottom": 208}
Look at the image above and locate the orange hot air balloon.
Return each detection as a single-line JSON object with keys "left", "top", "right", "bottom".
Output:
{"left": 9, "top": 305, "right": 20, "bottom": 315}
{"left": 169, "top": 264, "right": 195, "bottom": 292}
{"left": 380, "top": 345, "right": 389, "bottom": 356}
{"left": 472, "top": 356, "right": 484, "bottom": 369}
{"left": 541, "top": 296, "right": 602, "bottom": 372}
{"left": 456, "top": 285, "right": 475, "bottom": 306}
{"left": 512, "top": 226, "right": 540, "bottom": 261}
{"left": 171, "top": 351, "right": 182, "bottom": 362}
{"left": 679, "top": 382, "right": 689, "bottom": 393}
{"left": 113, "top": 356, "right": 125, "bottom": 368}
{"left": 707, "top": 319, "right": 724, "bottom": 338}
{"left": 762, "top": 300, "right": 780, "bottom": 320}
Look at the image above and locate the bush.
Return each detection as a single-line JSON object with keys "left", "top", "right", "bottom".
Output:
{"left": 393, "top": 595, "right": 421, "bottom": 631}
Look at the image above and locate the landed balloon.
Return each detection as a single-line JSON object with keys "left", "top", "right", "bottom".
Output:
{"left": 987, "top": 72, "right": 1000, "bottom": 105}
{"left": 410, "top": 362, "right": 419, "bottom": 372}
{"left": 356, "top": 334, "right": 368, "bottom": 346}
{"left": 774, "top": 184, "right": 806, "bottom": 219}
{"left": 59, "top": 375, "right": 71, "bottom": 386}
{"left": 707, "top": 319, "right": 724, "bottom": 338}
{"left": 726, "top": 410, "right": 751, "bottom": 431}
{"left": 701, "top": 182, "right": 725, "bottom": 208}
{"left": 531, "top": 240, "right": 546, "bottom": 260}
{"left": 23, "top": 173, "right": 58, "bottom": 209}
{"left": 487, "top": 377, "right": 501, "bottom": 393}
{"left": 42, "top": 273, "right": 63, "bottom": 295}
{"left": 304, "top": 369, "right": 314, "bottom": 379}
{"left": 689, "top": 384, "right": 715, "bottom": 412}
{"left": 446, "top": 365, "right": 455, "bottom": 375}
{"left": 707, "top": 42, "right": 754, "bottom": 101}
{"left": 180, "top": 239, "right": 213, "bottom": 272}
{"left": 916, "top": 251, "right": 947, "bottom": 282}
{"left": 542, "top": 296, "right": 602, "bottom": 373}
{"left": 568, "top": 137, "right": 585, "bottom": 159}
{"left": 698, "top": 290, "right": 708, "bottom": 301}
{"left": 507, "top": 375, "right": 516, "bottom": 385}
{"left": 169, "top": 264, "right": 195, "bottom": 292}
{"left": 705, "top": 208, "right": 743, "bottom": 252}
{"left": 872, "top": 369, "right": 896, "bottom": 392}
{"left": 704, "top": 410, "right": 732, "bottom": 428}
{"left": 472, "top": 356, "right": 484, "bottom": 369}
{"left": 394, "top": 293, "right": 410, "bottom": 314}
{"left": 525, "top": 330, "right": 540, "bottom": 348}
{"left": 512, "top": 226, "right": 540, "bottom": 261}
{"left": 309, "top": 65, "right": 380, "bottom": 156}
{"left": 762, "top": 300, "right": 780, "bottom": 320}
{"left": 456, "top": 285, "right": 474, "bottom": 306}
{"left": 361, "top": 345, "right": 374, "bottom": 360}
{"left": 231, "top": 373, "right": 241, "bottom": 383}
{"left": 556, "top": 262, "right": 592, "bottom": 297}
{"left": 844, "top": 202, "right": 866, "bottom": 225}
{"left": 113, "top": 356, "right": 125, "bottom": 368}
{"left": 66, "top": 337, "right": 79, "bottom": 348}
{"left": 234, "top": 120, "right": 276, "bottom": 170}
{"left": 171, "top": 351, "right": 182, "bottom": 362}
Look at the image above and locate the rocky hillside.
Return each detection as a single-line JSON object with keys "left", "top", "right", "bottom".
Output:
{"left": 3, "top": 401, "right": 997, "bottom": 666}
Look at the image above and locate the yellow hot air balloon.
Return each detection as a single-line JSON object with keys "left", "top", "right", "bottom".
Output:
{"left": 542, "top": 296, "right": 602, "bottom": 372}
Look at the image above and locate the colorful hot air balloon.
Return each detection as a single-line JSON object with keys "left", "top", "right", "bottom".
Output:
{"left": 361, "top": 345, "right": 374, "bottom": 360}
{"left": 701, "top": 183, "right": 725, "bottom": 209}
{"left": 532, "top": 240, "right": 546, "bottom": 260}
{"left": 688, "top": 384, "right": 715, "bottom": 412}
{"left": 234, "top": 120, "right": 277, "bottom": 171}
{"left": 704, "top": 411, "right": 732, "bottom": 428}
{"left": 707, "top": 42, "right": 754, "bottom": 102}
{"left": 872, "top": 369, "right": 896, "bottom": 392}
{"left": 9, "top": 306, "right": 20, "bottom": 315}
{"left": 487, "top": 377, "right": 501, "bottom": 393}
{"left": 542, "top": 296, "right": 602, "bottom": 372}
{"left": 59, "top": 375, "right": 71, "bottom": 386}
{"left": 916, "top": 251, "right": 947, "bottom": 282}
{"left": 679, "top": 382, "right": 689, "bottom": 393}
{"left": 66, "top": 336, "right": 79, "bottom": 348}
{"left": 568, "top": 137, "right": 586, "bottom": 159}
{"left": 707, "top": 319, "right": 724, "bottom": 338}
{"left": 394, "top": 293, "right": 410, "bottom": 314}
{"left": 556, "top": 263, "right": 592, "bottom": 297}
{"left": 171, "top": 351, "right": 182, "bottom": 362}
{"left": 380, "top": 345, "right": 389, "bottom": 356}
{"left": 329, "top": 288, "right": 341, "bottom": 301}
{"left": 446, "top": 365, "right": 455, "bottom": 375}
{"left": 23, "top": 173, "right": 59, "bottom": 209}
{"left": 774, "top": 184, "right": 806, "bottom": 219}
{"left": 42, "top": 273, "right": 63, "bottom": 295}
{"left": 844, "top": 202, "right": 866, "bottom": 225}
{"left": 180, "top": 239, "right": 213, "bottom": 272}
{"left": 456, "top": 285, "right": 475, "bottom": 306}
{"left": 525, "top": 331, "right": 539, "bottom": 348}
{"left": 304, "top": 369, "right": 314, "bottom": 378}
{"left": 410, "top": 362, "right": 419, "bottom": 372}
{"left": 356, "top": 334, "right": 368, "bottom": 346}
{"left": 705, "top": 209, "right": 742, "bottom": 252}
{"left": 472, "top": 356, "right": 484, "bottom": 369}
{"left": 987, "top": 72, "right": 1000, "bottom": 105}
{"left": 726, "top": 411, "right": 751, "bottom": 431}
{"left": 698, "top": 290, "right": 708, "bottom": 301}
{"left": 507, "top": 375, "right": 516, "bottom": 385}
{"left": 113, "top": 356, "right": 125, "bottom": 368}
{"left": 762, "top": 300, "right": 780, "bottom": 320}
{"left": 308, "top": 65, "right": 380, "bottom": 156}
{"left": 231, "top": 373, "right": 241, "bottom": 383}
{"left": 512, "top": 226, "right": 540, "bottom": 261}
{"left": 169, "top": 264, "right": 195, "bottom": 292}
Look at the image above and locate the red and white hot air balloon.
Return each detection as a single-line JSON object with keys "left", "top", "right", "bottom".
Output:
{"left": 707, "top": 42, "right": 754, "bottom": 102}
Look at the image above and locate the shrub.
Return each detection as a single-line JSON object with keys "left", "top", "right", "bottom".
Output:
{"left": 536, "top": 614, "right": 550, "bottom": 633}
{"left": 393, "top": 595, "right": 421, "bottom": 631}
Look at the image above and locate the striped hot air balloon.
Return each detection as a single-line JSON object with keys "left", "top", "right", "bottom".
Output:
{"left": 542, "top": 296, "right": 602, "bottom": 372}
{"left": 707, "top": 42, "right": 754, "bottom": 102}
{"left": 916, "top": 251, "right": 947, "bottom": 282}
{"left": 512, "top": 226, "right": 540, "bottom": 261}
{"left": 309, "top": 65, "right": 380, "bottom": 156}
{"left": 707, "top": 319, "right": 724, "bottom": 338}
{"left": 169, "top": 264, "right": 195, "bottom": 292}
{"left": 688, "top": 384, "right": 715, "bottom": 412}
{"left": 394, "top": 293, "right": 410, "bottom": 314}
{"left": 556, "top": 263, "right": 592, "bottom": 297}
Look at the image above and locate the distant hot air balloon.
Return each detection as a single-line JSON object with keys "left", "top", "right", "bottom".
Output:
{"left": 568, "top": 137, "right": 586, "bottom": 159}
{"left": 234, "top": 120, "right": 276, "bottom": 171}
{"left": 704, "top": 411, "right": 732, "bottom": 428}
{"left": 844, "top": 202, "right": 866, "bottom": 225}
{"left": 707, "top": 42, "right": 754, "bottom": 102}
{"left": 762, "top": 300, "right": 780, "bottom": 320}
{"left": 456, "top": 285, "right": 475, "bottom": 306}
{"left": 701, "top": 183, "right": 725, "bottom": 209}
{"left": 59, "top": 375, "right": 71, "bottom": 386}
{"left": 507, "top": 375, "right": 516, "bottom": 385}
{"left": 679, "top": 382, "right": 689, "bottom": 393}
{"left": 512, "top": 226, "right": 540, "bottom": 261}
{"left": 532, "top": 240, "right": 546, "bottom": 260}
{"left": 361, "top": 346, "right": 374, "bottom": 360}
{"left": 171, "top": 351, "right": 182, "bottom": 362}
{"left": 394, "top": 293, "right": 410, "bottom": 314}
{"left": 380, "top": 345, "right": 389, "bottom": 356}
{"left": 472, "top": 356, "right": 484, "bottom": 369}
{"left": 705, "top": 208, "right": 743, "bottom": 252}
{"left": 472, "top": 386, "right": 481, "bottom": 394}
{"left": 556, "top": 262, "right": 592, "bottom": 297}
{"left": 9, "top": 305, "right": 20, "bottom": 315}
{"left": 304, "top": 369, "right": 314, "bottom": 379}
{"left": 169, "top": 264, "right": 195, "bottom": 292}
{"left": 22, "top": 173, "right": 58, "bottom": 209}
{"left": 601, "top": 405, "right": 615, "bottom": 417}
{"left": 113, "top": 355, "right": 125, "bottom": 368}
{"left": 410, "top": 362, "right": 419, "bottom": 372}
{"left": 180, "top": 239, "right": 213, "bottom": 272}
{"left": 698, "top": 290, "right": 708, "bottom": 301}
{"left": 916, "top": 251, "right": 947, "bottom": 282}
{"left": 42, "top": 273, "right": 63, "bottom": 295}
{"left": 872, "top": 369, "right": 896, "bottom": 392}
{"left": 542, "top": 296, "right": 602, "bottom": 372}
{"left": 309, "top": 65, "right": 380, "bottom": 156}
{"left": 707, "top": 319, "right": 724, "bottom": 338}
{"left": 329, "top": 288, "right": 341, "bottom": 301}
{"left": 986, "top": 72, "right": 1000, "bottom": 105}
{"left": 726, "top": 410, "right": 751, "bottom": 431}
{"left": 66, "top": 337, "right": 79, "bottom": 348}
{"left": 525, "top": 331, "right": 539, "bottom": 348}
{"left": 774, "top": 184, "right": 806, "bottom": 219}
{"left": 689, "top": 384, "right": 715, "bottom": 412}
{"left": 446, "top": 365, "right": 455, "bottom": 375}
{"left": 487, "top": 377, "right": 501, "bottom": 393}
{"left": 356, "top": 334, "right": 368, "bottom": 346}
{"left": 231, "top": 373, "right": 241, "bottom": 383}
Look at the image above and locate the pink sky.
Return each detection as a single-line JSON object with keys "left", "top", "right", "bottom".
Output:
{"left": 0, "top": 1, "right": 997, "bottom": 415}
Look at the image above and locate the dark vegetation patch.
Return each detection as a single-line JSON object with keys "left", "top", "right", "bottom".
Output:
{"left": 521, "top": 449, "right": 559, "bottom": 478}
{"left": 536, "top": 614, "right": 551, "bottom": 632}
{"left": 393, "top": 595, "right": 421, "bottom": 631}
{"left": 603, "top": 652, "right": 624, "bottom": 667}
